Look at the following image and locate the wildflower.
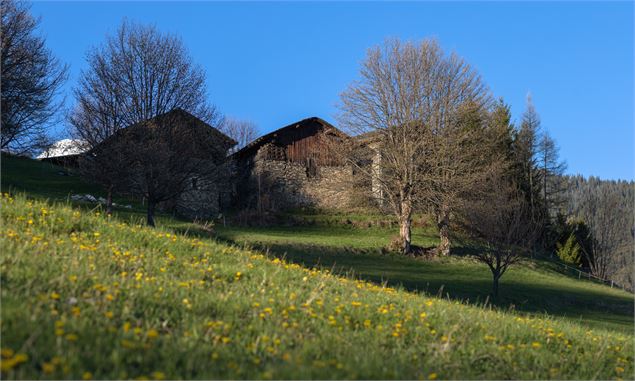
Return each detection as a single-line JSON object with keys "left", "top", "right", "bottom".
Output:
{"left": 151, "top": 371, "right": 165, "bottom": 380}
{"left": 82, "top": 371, "right": 93, "bottom": 380}
{"left": 616, "top": 367, "right": 625, "bottom": 373}
{"left": 42, "top": 362, "right": 55, "bottom": 374}
{"left": 65, "top": 333, "right": 78, "bottom": 341}
{"left": 50, "top": 292, "right": 61, "bottom": 300}
{"left": 428, "top": 372, "right": 438, "bottom": 380}
{"left": 531, "top": 342, "right": 541, "bottom": 349}
{"left": 1, "top": 348, "right": 14, "bottom": 358}
{"left": 104, "top": 311, "right": 114, "bottom": 319}
{"left": 351, "top": 301, "right": 362, "bottom": 307}
{"left": 147, "top": 329, "right": 159, "bottom": 339}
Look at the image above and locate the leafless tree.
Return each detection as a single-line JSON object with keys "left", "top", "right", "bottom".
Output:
{"left": 220, "top": 117, "right": 259, "bottom": 153}
{"left": 337, "top": 38, "right": 493, "bottom": 254}
{"left": 69, "top": 20, "right": 223, "bottom": 224}
{"left": 578, "top": 189, "right": 632, "bottom": 280}
{"left": 457, "top": 179, "right": 539, "bottom": 297}
{"left": 1, "top": 0, "right": 68, "bottom": 153}
{"left": 96, "top": 110, "right": 233, "bottom": 226}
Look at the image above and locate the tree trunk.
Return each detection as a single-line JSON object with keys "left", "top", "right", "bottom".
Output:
{"left": 491, "top": 271, "right": 500, "bottom": 298}
{"left": 436, "top": 206, "right": 451, "bottom": 256}
{"left": 106, "top": 185, "right": 113, "bottom": 216}
{"left": 147, "top": 199, "right": 156, "bottom": 227}
{"left": 399, "top": 200, "right": 413, "bottom": 254}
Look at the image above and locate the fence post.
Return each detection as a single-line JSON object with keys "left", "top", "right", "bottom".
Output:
{"left": 611, "top": 280, "right": 614, "bottom": 288}
{"left": 578, "top": 271, "right": 581, "bottom": 279}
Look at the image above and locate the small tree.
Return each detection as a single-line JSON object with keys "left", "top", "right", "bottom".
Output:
{"left": 458, "top": 179, "right": 539, "bottom": 297}
{"left": 556, "top": 232, "right": 582, "bottom": 267}
{"left": 1, "top": 0, "right": 68, "bottom": 153}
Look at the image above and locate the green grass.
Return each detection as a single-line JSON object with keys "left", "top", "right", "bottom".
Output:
{"left": 1, "top": 193, "right": 633, "bottom": 380}
{"left": 1, "top": 155, "right": 634, "bottom": 379}
{"left": 0, "top": 153, "right": 145, "bottom": 213}
{"left": 215, "top": 225, "right": 634, "bottom": 334}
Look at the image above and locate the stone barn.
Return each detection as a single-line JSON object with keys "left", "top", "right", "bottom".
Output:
{"left": 232, "top": 117, "right": 352, "bottom": 211}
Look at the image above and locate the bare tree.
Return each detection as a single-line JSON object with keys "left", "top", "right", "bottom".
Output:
{"left": 337, "top": 38, "right": 492, "bottom": 254}
{"left": 96, "top": 109, "right": 233, "bottom": 226}
{"left": 1, "top": 0, "right": 68, "bottom": 153}
{"left": 69, "top": 20, "right": 223, "bottom": 224}
{"left": 578, "top": 189, "right": 632, "bottom": 280}
{"left": 220, "top": 117, "right": 259, "bottom": 153}
{"left": 457, "top": 179, "right": 539, "bottom": 297}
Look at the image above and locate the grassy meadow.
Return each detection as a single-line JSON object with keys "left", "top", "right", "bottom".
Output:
{"left": 1, "top": 154, "right": 634, "bottom": 379}
{"left": 1, "top": 193, "right": 634, "bottom": 380}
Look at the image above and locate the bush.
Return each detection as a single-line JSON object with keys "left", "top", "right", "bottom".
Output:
{"left": 557, "top": 233, "right": 582, "bottom": 267}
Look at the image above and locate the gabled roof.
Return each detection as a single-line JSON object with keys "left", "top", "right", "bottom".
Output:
{"left": 135, "top": 108, "right": 237, "bottom": 148}
{"left": 233, "top": 116, "right": 347, "bottom": 159}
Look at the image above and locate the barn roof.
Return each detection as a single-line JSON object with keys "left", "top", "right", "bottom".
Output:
{"left": 233, "top": 116, "right": 347, "bottom": 159}
{"left": 136, "top": 108, "right": 237, "bottom": 148}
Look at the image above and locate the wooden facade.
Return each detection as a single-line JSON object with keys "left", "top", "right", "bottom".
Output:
{"left": 234, "top": 117, "right": 347, "bottom": 167}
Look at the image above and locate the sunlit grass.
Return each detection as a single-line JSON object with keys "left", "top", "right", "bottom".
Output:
{"left": 1, "top": 193, "right": 633, "bottom": 379}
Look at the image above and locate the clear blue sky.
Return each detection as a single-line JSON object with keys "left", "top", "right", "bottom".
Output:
{"left": 32, "top": 1, "right": 633, "bottom": 180}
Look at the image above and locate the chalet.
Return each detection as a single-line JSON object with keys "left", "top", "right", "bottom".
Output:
{"left": 232, "top": 117, "right": 353, "bottom": 211}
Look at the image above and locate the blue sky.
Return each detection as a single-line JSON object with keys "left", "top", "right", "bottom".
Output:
{"left": 32, "top": 1, "right": 633, "bottom": 180}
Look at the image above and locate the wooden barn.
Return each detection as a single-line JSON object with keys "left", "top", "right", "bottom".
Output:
{"left": 232, "top": 117, "right": 352, "bottom": 211}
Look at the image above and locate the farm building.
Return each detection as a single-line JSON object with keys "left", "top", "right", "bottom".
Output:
{"left": 232, "top": 117, "right": 353, "bottom": 211}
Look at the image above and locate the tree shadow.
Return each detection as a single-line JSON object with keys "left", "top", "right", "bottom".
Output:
{"left": 219, "top": 239, "right": 634, "bottom": 333}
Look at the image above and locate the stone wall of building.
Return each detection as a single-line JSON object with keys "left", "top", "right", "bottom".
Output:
{"left": 244, "top": 153, "right": 352, "bottom": 211}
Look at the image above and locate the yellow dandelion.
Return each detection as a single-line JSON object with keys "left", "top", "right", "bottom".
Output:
{"left": 65, "top": 333, "right": 78, "bottom": 341}
{"left": 147, "top": 329, "right": 159, "bottom": 339}
{"left": 531, "top": 342, "right": 541, "bottom": 349}
{"left": 428, "top": 372, "right": 438, "bottom": 380}
{"left": 42, "top": 362, "right": 55, "bottom": 374}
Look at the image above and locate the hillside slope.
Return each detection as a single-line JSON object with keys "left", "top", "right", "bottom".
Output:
{"left": 1, "top": 193, "right": 633, "bottom": 379}
{"left": 2, "top": 154, "right": 633, "bottom": 335}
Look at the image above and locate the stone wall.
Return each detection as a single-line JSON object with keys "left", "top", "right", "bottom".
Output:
{"left": 174, "top": 165, "right": 234, "bottom": 220}
{"left": 243, "top": 154, "right": 352, "bottom": 211}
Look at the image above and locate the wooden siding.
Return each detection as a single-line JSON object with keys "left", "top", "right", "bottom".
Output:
{"left": 266, "top": 121, "right": 343, "bottom": 166}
